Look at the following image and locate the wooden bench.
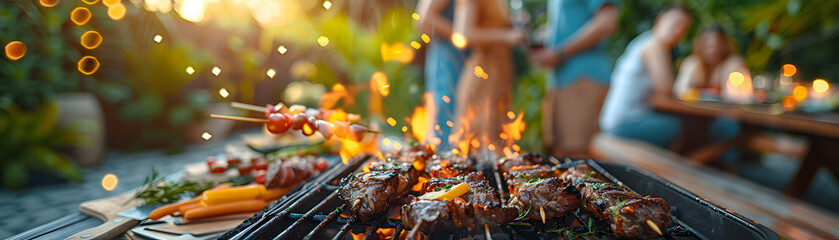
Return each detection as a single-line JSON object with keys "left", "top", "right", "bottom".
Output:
{"left": 590, "top": 133, "right": 839, "bottom": 240}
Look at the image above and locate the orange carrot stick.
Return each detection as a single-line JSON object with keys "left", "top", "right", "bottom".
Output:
{"left": 147, "top": 183, "right": 233, "bottom": 220}
{"left": 261, "top": 187, "right": 292, "bottom": 202}
{"left": 202, "top": 184, "right": 266, "bottom": 206}
{"left": 178, "top": 202, "right": 203, "bottom": 214}
{"left": 183, "top": 199, "right": 267, "bottom": 220}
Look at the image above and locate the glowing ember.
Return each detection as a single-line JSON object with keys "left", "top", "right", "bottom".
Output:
{"left": 108, "top": 2, "right": 126, "bottom": 20}
{"left": 387, "top": 117, "right": 397, "bottom": 126}
{"left": 101, "top": 174, "right": 118, "bottom": 191}
{"left": 728, "top": 72, "right": 745, "bottom": 87}
{"left": 412, "top": 12, "right": 420, "bottom": 21}
{"left": 277, "top": 45, "right": 287, "bottom": 54}
{"left": 793, "top": 86, "right": 808, "bottom": 101}
{"left": 409, "top": 106, "right": 428, "bottom": 143}
{"left": 421, "top": 34, "right": 431, "bottom": 43}
{"left": 322, "top": 0, "right": 332, "bottom": 10}
{"left": 78, "top": 56, "right": 100, "bottom": 75}
{"left": 218, "top": 88, "right": 229, "bottom": 98}
{"left": 212, "top": 66, "right": 221, "bottom": 76}
{"left": 153, "top": 35, "right": 163, "bottom": 43}
{"left": 813, "top": 79, "right": 830, "bottom": 94}
{"left": 782, "top": 64, "right": 797, "bottom": 77}
{"left": 370, "top": 71, "right": 390, "bottom": 96}
{"left": 201, "top": 132, "right": 212, "bottom": 140}
{"left": 5, "top": 41, "right": 26, "bottom": 61}
{"left": 451, "top": 32, "right": 467, "bottom": 49}
{"left": 317, "top": 36, "right": 330, "bottom": 47}
{"left": 40, "top": 0, "right": 59, "bottom": 7}
{"left": 186, "top": 66, "right": 195, "bottom": 75}
{"left": 266, "top": 68, "right": 276, "bottom": 78}
{"left": 506, "top": 111, "right": 516, "bottom": 120}
{"left": 442, "top": 95, "right": 451, "bottom": 103}
{"left": 502, "top": 112, "right": 525, "bottom": 144}
{"left": 71, "top": 7, "right": 92, "bottom": 25}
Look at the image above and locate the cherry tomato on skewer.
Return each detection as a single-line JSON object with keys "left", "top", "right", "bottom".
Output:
{"left": 266, "top": 113, "right": 292, "bottom": 134}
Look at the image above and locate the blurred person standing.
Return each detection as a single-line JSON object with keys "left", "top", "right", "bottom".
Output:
{"left": 530, "top": 0, "right": 619, "bottom": 158}
{"left": 674, "top": 26, "right": 753, "bottom": 103}
{"left": 415, "top": 0, "right": 468, "bottom": 151}
{"left": 599, "top": 6, "right": 693, "bottom": 149}
{"left": 452, "top": 0, "right": 526, "bottom": 152}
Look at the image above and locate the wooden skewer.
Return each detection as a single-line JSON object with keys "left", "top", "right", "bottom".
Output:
{"left": 406, "top": 220, "right": 423, "bottom": 240}
{"left": 230, "top": 102, "right": 266, "bottom": 112}
{"left": 352, "top": 199, "right": 362, "bottom": 211}
{"left": 646, "top": 219, "right": 663, "bottom": 236}
{"left": 210, "top": 114, "right": 268, "bottom": 123}
{"left": 484, "top": 223, "right": 492, "bottom": 240}
{"left": 539, "top": 206, "right": 546, "bottom": 224}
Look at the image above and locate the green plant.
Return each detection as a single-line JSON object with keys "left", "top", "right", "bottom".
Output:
{"left": 0, "top": 101, "right": 83, "bottom": 190}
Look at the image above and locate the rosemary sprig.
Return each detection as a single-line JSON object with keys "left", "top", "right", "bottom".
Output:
{"left": 333, "top": 205, "right": 345, "bottom": 214}
{"left": 514, "top": 205, "right": 532, "bottom": 221}
{"left": 526, "top": 178, "right": 542, "bottom": 183}
{"left": 131, "top": 168, "right": 216, "bottom": 205}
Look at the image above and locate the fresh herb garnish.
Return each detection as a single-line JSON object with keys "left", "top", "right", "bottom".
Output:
{"left": 610, "top": 198, "right": 626, "bottom": 220}
{"left": 514, "top": 205, "right": 532, "bottom": 221}
{"left": 585, "top": 182, "right": 608, "bottom": 190}
{"left": 547, "top": 218, "right": 597, "bottom": 239}
{"left": 333, "top": 205, "right": 345, "bottom": 214}
{"left": 586, "top": 171, "right": 596, "bottom": 177}
{"left": 132, "top": 168, "right": 215, "bottom": 205}
{"left": 526, "top": 178, "right": 542, "bottom": 183}
{"left": 434, "top": 184, "right": 454, "bottom": 191}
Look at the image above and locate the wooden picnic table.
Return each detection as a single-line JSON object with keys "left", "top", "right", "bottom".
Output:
{"left": 653, "top": 100, "right": 839, "bottom": 198}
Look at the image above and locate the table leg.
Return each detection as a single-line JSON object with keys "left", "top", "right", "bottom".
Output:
{"left": 785, "top": 136, "right": 832, "bottom": 198}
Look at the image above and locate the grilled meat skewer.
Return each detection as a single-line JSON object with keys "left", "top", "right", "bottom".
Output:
{"left": 500, "top": 155, "right": 581, "bottom": 223}
{"left": 562, "top": 164, "right": 672, "bottom": 239}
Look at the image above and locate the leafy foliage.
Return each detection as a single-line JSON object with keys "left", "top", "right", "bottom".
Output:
{"left": 132, "top": 168, "right": 215, "bottom": 205}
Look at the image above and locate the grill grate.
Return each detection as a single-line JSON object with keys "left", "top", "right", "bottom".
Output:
{"left": 222, "top": 155, "right": 708, "bottom": 240}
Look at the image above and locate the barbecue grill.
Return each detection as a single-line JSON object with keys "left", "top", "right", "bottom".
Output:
{"left": 220, "top": 155, "right": 779, "bottom": 240}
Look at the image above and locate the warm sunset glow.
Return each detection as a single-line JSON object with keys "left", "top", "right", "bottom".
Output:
{"left": 451, "top": 32, "right": 466, "bottom": 48}
{"left": 421, "top": 34, "right": 430, "bottom": 43}
{"left": 80, "top": 31, "right": 102, "bottom": 49}
{"left": 108, "top": 2, "right": 126, "bottom": 20}
{"left": 793, "top": 86, "right": 808, "bottom": 101}
{"left": 71, "top": 7, "right": 92, "bottom": 25}
{"left": 40, "top": 0, "right": 59, "bottom": 7}
{"left": 201, "top": 132, "right": 213, "bottom": 140}
{"left": 277, "top": 45, "right": 287, "bottom": 54}
{"left": 212, "top": 66, "right": 221, "bottom": 76}
{"left": 78, "top": 56, "right": 100, "bottom": 75}
{"left": 410, "top": 41, "right": 421, "bottom": 49}
{"left": 101, "top": 174, "right": 118, "bottom": 191}
{"left": 317, "top": 36, "right": 330, "bottom": 47}
{"left": 813, "top": 79, "right": 830, "bottom": 94}
{"left": 218, "top": 88, "right": 229, "bottom": 98}
{"left": 5, "top": 41, "right": 26, "bottom": 61}
{"left": 782, "top": 64, "right": 797, "bottom": 77}
{"left": 179, "top": 0, "right": 206, "bottom": 22}
{"left": 729, "top": 72, "right": 745, "bottom": 87}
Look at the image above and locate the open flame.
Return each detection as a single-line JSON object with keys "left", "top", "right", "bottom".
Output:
{"left": 500, "top": 112, "right": 525, "bottom": 158}
{"left": 409, "top": 106, "right": 428, "bottom": 144}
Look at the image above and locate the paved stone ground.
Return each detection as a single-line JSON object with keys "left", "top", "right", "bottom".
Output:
{"left": 0, "top": 129, "right": 257, "bottom": 238}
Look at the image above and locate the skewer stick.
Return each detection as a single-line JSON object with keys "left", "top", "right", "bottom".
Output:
{"left": 484, "top": 223, "right": 492, "bottom": 240}
{"left": 646, "top": 219, "right": 663, "bottom": 236}
{"left": 539, "top": 206, "right": 546, "bottom": 224}
{"left": 352, "top": 199, "right": 362, "bottom": 211}
{"left": 210, "top": 114, "right": 268, "bottom": 123}
{"left": 407, "top": 220, "right": 423, "bottom": 240}
{"left": 230, "top": 102, "right": 267, "bottom": 112}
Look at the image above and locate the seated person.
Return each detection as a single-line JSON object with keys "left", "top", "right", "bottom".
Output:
{"left": 674, "top": 26, "right": 752, "bottom": 102}
{"left": 599, "top": 6, "right": 740, "bottom": 163}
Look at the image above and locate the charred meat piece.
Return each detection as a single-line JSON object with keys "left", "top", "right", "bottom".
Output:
{"left": 421, "top": 172, "right": 503, "bottom": 207}
{"left": 509, "top": 177, "right": 582, "bottom": 220}
{"left": 367, "top": 161, "right": 419, "bottom": 194}
{"left": 401, "top": 198, "right": 457, "bottom": 232}
{"left": 564, "top": 166, "right": 673, "bottom": 239}
{"left": 499, "top": 153, "right": 543, "bottom": 172}
{"left": 338, "top": 171, "right": 405, "bottom": 221}
{"left": 504, "top": 164, "right": 559, "bottom": 193}
{"left": 402, "top": 183, "right": 519, "bottom": 231}
{"left": 426, "top": 155, "right": 473, "bottom": 178}
{"left": 265, "top": 156, "right": 329, "bottom": 189}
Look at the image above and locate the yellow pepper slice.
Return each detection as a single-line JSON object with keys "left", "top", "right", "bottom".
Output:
{"left": 201, "top": 184, "right": 266, "bottom": 206}
{"left": 419, "top": 182, "right": 470, "bottom": 201}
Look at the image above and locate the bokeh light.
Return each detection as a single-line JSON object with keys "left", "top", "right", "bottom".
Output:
{"left": 323, "top": 0, "right": 332, "bottom": 10}
{"left": 266, "top": 68, "right": 276, "bottom": 78}
{"left": 71, "top": 7, "right": 92, "bottom": 25}
{"left": 421, "top": 34, "right": 430, "bottom": 43}
{"left": 108, "top": 2, "right": 126, "bottom": 20}
{"left": 442, "top": 95, "right": 450, "bottom": 103}
{"left": 793, "top": 85, "right": 808, "bottom": 101}
{"left": 80, "top": 31, "right": 103, "bottom": 49}
{"left": 782, "top": 64, "right": 797, "bottom": 77}
{"left": 387, "top": 117, "right": 397, "bottom": 126}
{"left": 317, "top": 36, "right": 329, "bottom": 47}
{"left": 728, "top": 72, "right": 745, "bottom": 87}
{"left": 102, "top": 0, "right": 119, "bottom": 7}
{"left": 813, "top": 79, "right": 830, "bottom": 94}
{"left": 277, "top": 45, "right": 287, "bottom": 54}
{"left": 153, "top": 34, "right": 163, "bottom": 43}
{"left": 473, "top": 66, "right": 488, "bottom": 79}
{"left": 5, "top": 41, "right": 26, "bottom": 61}
{"left": 40, "top": 0, "right": 59, "bottom": 7}
{"left": 179, "top": 0, "right": 206, "bottom": 22}
{"left": 401, "top": 126, "right": 407, "bottom": 132}
{"left": 186, "top": 66, "right": 195, "bottom": 75}
{"left": 411, "top": 12, "right": 420, "bottom": 21}
{"left": 77, "top": 56, "right": 100, "bottom": 75}
{"left": 507, "top": 111, "right": 516, "bottom": 120}
{"left": 82, "top": 0, "right": 99, "bottom": 4}
{"left": 370, "top": 71, "right": 390, "bottom": 96}
{"left": 218, "top": 88, "right": 229, "bottom": 98}
{"left": 201, "top": 132, "right": 212, "bottom": 140}
{"left": 410, "top": 41, "right": 421, "bottom": 49}
{"left": 212, "top": 66, "right": 221, "bottom": 76}
{"left": 451, "top": 33, "right": 466, "bottom": 49}
{"left": 101, "top": 174, "right": 118, "bottom": 191}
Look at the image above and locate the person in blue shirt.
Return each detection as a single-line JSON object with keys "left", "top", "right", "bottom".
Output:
{"left": 415, "top": 0, "right": 468, "bottom": 151}
{"left": 530, "top": 0, "right": 619, "bottom": 158}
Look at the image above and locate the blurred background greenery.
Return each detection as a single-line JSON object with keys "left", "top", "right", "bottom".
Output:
{"left": 1, "top": 0, "right": 838, "bottom": 189}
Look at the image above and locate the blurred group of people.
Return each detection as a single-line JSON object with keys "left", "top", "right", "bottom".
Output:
{"left": 415, "top": 0, "right": 748, "bottom": 161}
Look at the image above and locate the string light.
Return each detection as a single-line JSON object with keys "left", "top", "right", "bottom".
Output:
{"left": 410, "top": 41, "right": 421, "bottom": 49}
